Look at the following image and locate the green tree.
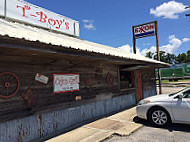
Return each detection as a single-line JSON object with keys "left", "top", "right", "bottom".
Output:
{"left": 154, "top": 51, "right": 169, "bottom": 63}
{"left": 145, "top": 50, "right": 189, "bottom": 64}
{"left": 175, "top": 53, "right": 187, "bottom": 64}
{"left": 186, "top": 50, "right": 190, "bottom": 62}
{"left": 165, "top": 53, "right": 176, "bottom": 64}
{"left": 145, "top": 51, "right": 154, "bottom": 59}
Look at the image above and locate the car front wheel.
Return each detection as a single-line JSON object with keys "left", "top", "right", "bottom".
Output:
{"left": 148, "top": 108, "right": 170, "bottom": 127}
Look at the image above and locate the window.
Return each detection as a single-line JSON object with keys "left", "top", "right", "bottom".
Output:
{"left": 183, "top": 90, "right": 190, "bottom": 98}
{"left": 120, "top": 71, "right": 135, "bottom": 90}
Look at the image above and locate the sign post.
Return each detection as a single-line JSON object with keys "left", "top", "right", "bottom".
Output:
{"left": 155, "top": 21, "right": 162, "bottom": 94}
{"left": 132, "top": 21, "right": 162, "bottom": 94}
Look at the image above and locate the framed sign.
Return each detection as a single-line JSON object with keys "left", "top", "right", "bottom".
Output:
{"left": 133, "top": 21, "right": 156, "bottom": 39}
{"left": 5, "top": 0, "right": 80, "bottom": 37}
{"left": 53, "top": 73, "right": 80, "bottom": 93}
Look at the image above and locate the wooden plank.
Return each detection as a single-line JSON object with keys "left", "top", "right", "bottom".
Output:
{"left": 0, "top": 50, "right": 123, "bottom": 122}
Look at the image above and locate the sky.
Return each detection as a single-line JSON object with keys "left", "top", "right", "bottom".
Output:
{"left": 26, "top": 0, "right": 190, "bottom": 56}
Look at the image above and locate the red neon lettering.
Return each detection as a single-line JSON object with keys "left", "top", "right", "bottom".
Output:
{"left": 145, "top": 25, "right": 149, "bottom": 31}
{"left": 65, "top": 22, "right": 69, "bottom": 30}
{"left": 135, "top": 28, "right": 138, "bottom": 33}
{"left": 139, "top": 26, "right": 145, "bottom": 33}
{"left": 17, "top": 5, "right": 31, "bottom": 17}
{"left": 36, "top": 11, "right": 47, "bottom": 23}
{"left": 30, "top": 14, "right": 37, "bottom": 17}
{"left": 55, "top": 78, "right": 68, "bottom": 86}
{"left": 48, "top": 18, "right": 56, "bottom": 26}
{"left": 69, "top": 76, "right": 78, "bottom": 86}
{"left": 55, "top": 20, "right": 63, "bottom": 29}
{"left": 149, "top": 24, "right": 154, "bottom": 30}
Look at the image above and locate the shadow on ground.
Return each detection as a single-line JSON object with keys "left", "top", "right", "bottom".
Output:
{"left": 133, "top": 116, "right": 190, "bottom": 133}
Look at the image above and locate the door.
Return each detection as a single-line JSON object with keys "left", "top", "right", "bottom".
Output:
{"left": 135, "top": 70, "right": 143, "bottom": 102}
{"left": 172, "top": 89, "right": 190, "bottom": 123}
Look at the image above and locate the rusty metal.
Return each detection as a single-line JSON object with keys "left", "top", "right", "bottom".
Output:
{"left": 0, "top": 72, "right": 20, "bottom": 98}
{"left": 136, "top": 70, "right": 143, "bottom": 102}
{"left": 21, "top": 87, "right": 36, "bottom": 108}
{"left": 106, "top": 72, "right": 114, "bottom": 86}
{"left": 85, "top": 78, "right": 92, "bottom": 86}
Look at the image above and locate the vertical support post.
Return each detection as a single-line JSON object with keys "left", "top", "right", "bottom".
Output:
{"left": 4, "top": 0, "right": 7, "bottom": 18}
{"left": 155, "top": 21, "right": 162, "bottom": 94}
{"left": 132, "top": 26, "right": 136, "bottom": 54}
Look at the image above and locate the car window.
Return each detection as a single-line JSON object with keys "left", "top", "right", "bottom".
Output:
{"left": 183, "top": 90, "right": 190, "bottom": 98}
{"left": 169, "top": 87, "right": 190, "bottom": 97}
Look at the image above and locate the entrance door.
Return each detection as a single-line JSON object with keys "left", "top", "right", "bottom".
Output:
{"left": 136, "top": 70, "right": 143, "bottom": 102}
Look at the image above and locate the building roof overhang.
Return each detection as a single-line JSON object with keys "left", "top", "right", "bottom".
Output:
{"left": 0, "top": 18, "right": 170, "bottom": 68}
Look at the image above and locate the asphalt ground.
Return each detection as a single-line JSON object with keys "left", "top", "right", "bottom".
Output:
{"left": 105, "top": 86, "right": 190, "bottom": 142}
{"left": 105, "top": 118, "right": 190, "bottom": 142}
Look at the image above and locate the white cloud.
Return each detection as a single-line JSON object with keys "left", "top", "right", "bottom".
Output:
{"left": 182, "top": 38, "right": 190, "bottom": 43}
{"left": 141, "top": 35, "right": 182, "bottom": 56}
{"left": 117, "top": 44, "right": 141, "bottom": 55}
{"left": 118, "top": 35, "right": 189, "bottom": 57}
{"left": 118, "top": 44, "right": 132, "bottom": 53}
{"left": 83, "top": 19, "right": 96, "bottom": 30}
{"left": 160, "top": 35, "right": 182, "bottom": 53}
{"left": 141, "top": 46, "right": 157, "bottom": 56}
{"left": 150, "top": 1, "right": 189, "bottom": 19}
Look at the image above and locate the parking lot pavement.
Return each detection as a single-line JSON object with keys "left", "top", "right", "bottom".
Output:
{"left": 157, "top": 86, "right": 186, "bottom": 94}
{"left": 106, "top": 86, "right": 190, "bottom": 142}
{"left": 105, "top": 118, "right": 190, "bottom": 142}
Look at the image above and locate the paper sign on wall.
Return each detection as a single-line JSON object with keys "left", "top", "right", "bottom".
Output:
{"left": 35, "top": 73, "right": 49, "bottom": 84}
{"left": 53, "top": 73, "right": 80, "bottom": 93}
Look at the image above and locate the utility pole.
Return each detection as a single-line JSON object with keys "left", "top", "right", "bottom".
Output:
{"left": 155, "top": 21, "right": 162, "bottom": 94}
{"left": 185, "top": 6, "right": 190, "bottom": 17}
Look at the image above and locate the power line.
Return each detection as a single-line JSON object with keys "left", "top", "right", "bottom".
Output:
{"left": 185, "top": 6, "right": 190, "bottom": 17}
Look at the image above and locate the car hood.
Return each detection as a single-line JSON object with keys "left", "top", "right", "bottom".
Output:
{"left": 145, "top": 94, "right": 171, "bottom": 102}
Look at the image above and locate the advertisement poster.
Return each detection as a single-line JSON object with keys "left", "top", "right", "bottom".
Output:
{"left": 53, "top": 73, "right": 80, "bottom": 93}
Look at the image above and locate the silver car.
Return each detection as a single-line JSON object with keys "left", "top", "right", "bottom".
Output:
{"left": 136, "top": 87, "right": 190, "bottom": 127}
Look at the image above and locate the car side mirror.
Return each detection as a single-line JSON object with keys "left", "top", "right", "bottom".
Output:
{"left": 178, "top": 94, "right": 183, "bottom": 99}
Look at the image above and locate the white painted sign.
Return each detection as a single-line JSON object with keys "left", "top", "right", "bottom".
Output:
{"left": 53, "top": 74, "right": 80, "bottom": 93}
{"left": 35, "top": 73, "right": 49, "bottom": 84}
{"left": 0, "top": 0, "right": 5, "bottom": 17}
{"left": 184, "top": 64, "right": 190, "bottom": 75}
{"left": 133, "top": 22, "right": 156, "bottom": 39}
{"left": 5, "top": 0, "right": 79, "bottom": 37}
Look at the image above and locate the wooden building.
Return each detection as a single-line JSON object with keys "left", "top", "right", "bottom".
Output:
{"left": 0, "top": 18, "right": 169, "bottom": 141}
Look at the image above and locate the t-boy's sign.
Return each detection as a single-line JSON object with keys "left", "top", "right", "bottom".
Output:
{"left": 133, "top": 22, "right": 156, "bottom": 39}
{"left": 0, "top": 0, "right": 79, "bottom": 37}
{"left": 53, "top": 74, "right": 80, "bottom": 93}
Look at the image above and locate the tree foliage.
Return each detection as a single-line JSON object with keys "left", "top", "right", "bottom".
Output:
{"left": 145, "top": 50, "right": 190, "bottom": 64}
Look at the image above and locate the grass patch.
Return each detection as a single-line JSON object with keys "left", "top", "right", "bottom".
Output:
{"left": 156, "top": 79, "right": 190, "bottom": 84}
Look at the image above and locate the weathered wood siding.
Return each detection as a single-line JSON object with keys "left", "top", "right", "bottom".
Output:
{"left": 0, "top": 50, "right": 121, "bottom": 122}
{"left": 141, "top": 68, "right": 157, "bottom": 98}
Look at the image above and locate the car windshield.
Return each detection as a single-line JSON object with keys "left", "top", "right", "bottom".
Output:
{"left": 169, "top": 87, "right": 189, "bottom": 97}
